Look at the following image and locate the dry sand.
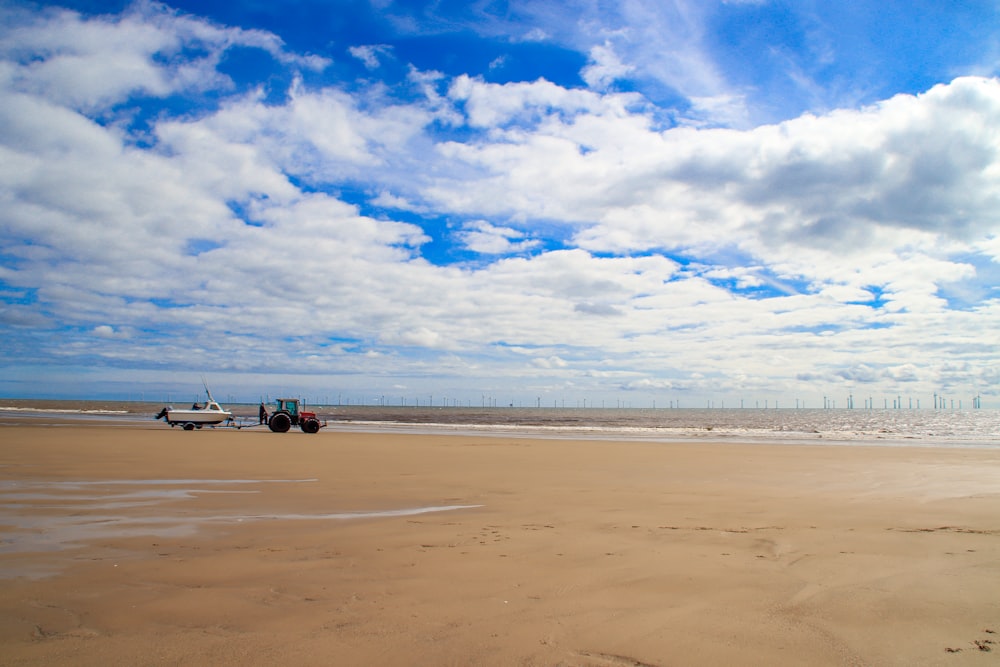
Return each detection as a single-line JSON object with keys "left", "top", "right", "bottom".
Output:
{"left": 0, "top": 421, "right": 998, "bottom": 666}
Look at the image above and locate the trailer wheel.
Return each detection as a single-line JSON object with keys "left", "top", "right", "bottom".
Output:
{"left": 183, "top": 422, "right": 195, "bottom": 431}
{"left": 269, "top": 412, "right": 291, "bottom": 433}
{"left": 301, "top": 418, "right": 320, "bottom": 434}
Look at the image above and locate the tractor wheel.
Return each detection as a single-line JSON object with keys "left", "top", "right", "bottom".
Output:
{"left": 301, "top": 418, "right": 320, "bottom": 434}
{"left": 183, "top": 422, "right": 196, "bottom": 431}
{"left": 268, "top": 412, "right": 292, "bottom": 433}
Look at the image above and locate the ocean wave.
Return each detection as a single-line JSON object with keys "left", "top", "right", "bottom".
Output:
{"left": 329, "top": 417, "right": 1000, "bottom": 446}
{"left": 0, "top": 407, "right": 129, "bottom": 415}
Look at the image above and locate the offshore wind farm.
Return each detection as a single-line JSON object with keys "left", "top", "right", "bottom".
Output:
{"left": 3, "top": 397, "right": 997, "bottom": 448}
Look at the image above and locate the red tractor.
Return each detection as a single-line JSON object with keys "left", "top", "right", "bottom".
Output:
{"left": 267, "top": 398, "right": 324, "bottom": 434}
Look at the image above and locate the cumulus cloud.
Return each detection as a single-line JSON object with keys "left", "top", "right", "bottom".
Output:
{"left": 581, "top": 42, "right": 633, "bottom": 90}
{"left": 348, "top": 44, "right": 393, "bottom": 69}
{"left": 425, "top": 76, "right": 1000, "bottom": 307}
{"left": 0, "top": 1, "right": 327, "bottom": 113}
{"left": 532, "top": 356, "right": 568, "bottom": 369}
{"left": 447, "top": 74, "right": 638, "bottom": 128}
{"left": 456, "top": 221, "right": 539, "bottom": 255}
{"left": 0, "top": 3, "right": 998, "bottom": 405}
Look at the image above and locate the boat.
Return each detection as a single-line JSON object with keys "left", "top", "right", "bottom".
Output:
{"left": 155, "top": 385, "right": 233, "bottom": 430}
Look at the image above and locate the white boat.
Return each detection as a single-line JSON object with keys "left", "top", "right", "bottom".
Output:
{"left": 155, "top": 387, "right": 233, "bottom": 430}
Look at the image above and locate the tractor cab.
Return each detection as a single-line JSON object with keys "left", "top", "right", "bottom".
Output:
{"left": 275, "top": 398, "right": 301, "bottom": 417}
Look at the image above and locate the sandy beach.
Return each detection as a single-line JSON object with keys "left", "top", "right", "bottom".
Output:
{"left": 1, "top": 420, "right": 998, "bottom": 666}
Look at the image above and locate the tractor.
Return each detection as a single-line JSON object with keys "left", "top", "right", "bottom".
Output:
{"left": 267, "top": 398, "right": 324, "bottom": 434}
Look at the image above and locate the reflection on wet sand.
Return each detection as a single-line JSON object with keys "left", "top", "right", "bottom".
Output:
{"left": 0, "top": 478, "right": 480, "bottom": 576}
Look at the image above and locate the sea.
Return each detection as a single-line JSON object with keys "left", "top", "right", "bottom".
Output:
{"left": 1, "top": 399, "right": 998, "bottom": 448}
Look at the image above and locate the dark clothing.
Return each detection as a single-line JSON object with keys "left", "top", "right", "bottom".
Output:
{"left": 259, "top": 403, "right": 268, "bottom": 424}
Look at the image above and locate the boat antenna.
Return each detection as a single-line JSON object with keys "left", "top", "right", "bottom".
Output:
{"left": 201, "top": 376, "right": 215, "bottom": 402}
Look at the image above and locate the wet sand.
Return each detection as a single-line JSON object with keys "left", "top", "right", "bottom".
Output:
{"left": 1, "top": 421, "right": 998, "bottom": 666}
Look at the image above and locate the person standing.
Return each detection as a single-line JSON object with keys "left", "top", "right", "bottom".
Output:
{"left": 259, "top": 401, "right": 268, "bottom": 425}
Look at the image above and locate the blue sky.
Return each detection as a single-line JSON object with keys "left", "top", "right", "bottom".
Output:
{"left": 1, "top": 0, "right": 999, "bottom": 406}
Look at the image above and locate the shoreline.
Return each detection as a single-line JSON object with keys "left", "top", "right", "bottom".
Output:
{"left": 2, "top": 406, "right": 998, "bottom": 449}
{"left": 1, "top": 423, "right": 999, "bottom": 665}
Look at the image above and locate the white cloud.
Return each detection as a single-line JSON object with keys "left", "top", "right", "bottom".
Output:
{"left": 441, "top": 0, "right": 736, "bottom": 116}
{"left": 685, "top": 93, "right": 751, "bottom": 128}
{"left": 425, "top": 77, "right": 1000, "bottom": 301}
{"left": 581, "top": 42, "right": 633, "bottom": 90}
{"left": 519, "top": 27, "right": 549, "bottom": 42}
{"left": 1, "top": 4, "right": 998, "bottom": 405}
{"left": 92, "top": 325, "right": 132, "bottom": 339}
{"left": 0, "top": 1, "right": 327, "bottom": 113}
{"left": 448, "top": 74, "right": 637, "bottom": 128}
{"left": 532, "top": 356, "right": 568, "bottom": 369}
{"left": 456, "top": 220, "right": 539, "bottom": 255}
{"left": 384, "top": 327, "right": 444, "bottom": 348}
{"left": 349, "top": 44, "right": 393, "bottom": 69}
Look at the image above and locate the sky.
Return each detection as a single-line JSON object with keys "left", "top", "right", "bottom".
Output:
{"left": 1, "top": 0, "right": 999, "bottom": 407}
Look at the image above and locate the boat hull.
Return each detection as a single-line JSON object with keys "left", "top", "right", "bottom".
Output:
{"left": 156, "top": 389, "right": 233, "bottom": 429}
{"left": 164, "top": 409, "right": 232, "bottom": 425}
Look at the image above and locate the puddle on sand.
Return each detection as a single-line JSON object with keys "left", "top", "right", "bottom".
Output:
{"left": 0, "top": 478, "right": 481, "bottom": 578}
